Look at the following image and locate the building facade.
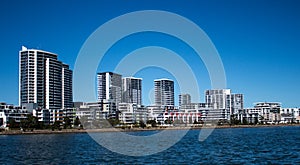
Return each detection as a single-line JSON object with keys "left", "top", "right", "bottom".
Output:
{"left": 19, "top": 46, "right": 73, "bottom": 109}
{"left": 254, "top": 102, "right": 281, "bottom": 124}
{"left": 122, "top": 77, "right": 142, "bottom": 105}
{"left": 97, "top": 72, "right": 122, "bottom": 107}
{"left": 62, "top": 64, "right": 73, "bottom": 109}
{"left": 179, "top": 94, "right": 191, "bottom": 107}
{"left": 205, "top": 89, "right": 231, "bottom": 121}
{"left": 154, "top": 79, "right": 174, "bottom": 107}
{"left": 230, "top": 94, "right": 244, "bottom": 115}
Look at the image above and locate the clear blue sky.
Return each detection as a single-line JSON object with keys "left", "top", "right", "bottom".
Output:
{"left": 0, "top": 0, "right": 299, "bottom": 108}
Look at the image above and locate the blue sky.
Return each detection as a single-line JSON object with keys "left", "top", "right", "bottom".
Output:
{"left": 0, "top": 0, "right": 300, "bottom": 107}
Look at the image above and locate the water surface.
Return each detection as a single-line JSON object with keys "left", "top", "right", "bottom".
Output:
{"left": 1, "top": 126, "right": 299, "bottom": 164}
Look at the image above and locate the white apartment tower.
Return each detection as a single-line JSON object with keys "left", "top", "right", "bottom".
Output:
{"left": 179, "top": 94, "right": 191, "bottom": 106}
{"left": 97, "top": 72, "right": 122, "bottom": 106}
{"left": 19, "top": 46, "right": 73, "bottom": 109}
{"left": 122, "top": 77, "right": 142, "bottom": 105}
{"left": 205, "top": 89, "right": 231, "bottom": 109}
{"left": 205, "top": 89, "right": 244, "bottom": 120}
{"left": 154, "top": 79, "right": 174, "bottom": 106}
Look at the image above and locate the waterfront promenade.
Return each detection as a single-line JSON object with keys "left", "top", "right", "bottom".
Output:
{"left": 1, "top": 124, "right": 299, "bottom": 135}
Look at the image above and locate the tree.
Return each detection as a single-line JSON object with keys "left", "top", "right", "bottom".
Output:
{"left": 230, "top": 116, "right": 241, "bottom": 125}
{"left": 107, "top": 118, "right": 120, "bottom": 127}
{"left": 8, "top": 119, "right": 18, "bottom": 129}
{"left": 63, "top": 117, "right": 71, "bottom": 129}
{"left": 20, "top": 114, "right": 39, "bottom": 131}
{"left": 74, "top": 116, "right": 81, "bottom": 127}
{"left": 147, "top": 120, "right": 157, "bottom": 127}
{"left": 139, "top": 120, "right": 146, "bottom": 128}
{"left": 52, "top": 121, "right": 62, "bottom": 131}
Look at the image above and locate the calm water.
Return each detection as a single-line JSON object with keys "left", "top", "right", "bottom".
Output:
{"left": 1, "top": 126, "right": 300, "bottom": 164}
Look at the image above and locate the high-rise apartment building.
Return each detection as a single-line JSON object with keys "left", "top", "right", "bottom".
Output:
{"left": 205, "top": 89, "right": 231, "bottom": 120}
{"left": 205, "top": 89, "right": 244, "bottom": 121}
{"left": 179, "top": 94, "right": 191, "bottom": 106}
{"left": 230, "top": 94, "right": 243, "bottom": 114}
{"left": 97, "top": 72, "right": 122, "bottom": 106}
{"left": 122, "top": 77, "right": 142, "bottom": 105}
{"left": 19, "top": 46, "right": 73, "bottom": 109}
{"left": 62, "top": 64, "right": 73, "bottom": 109}
{"left": 205, "top": 89, "right": 231, "bottom": 109}
{"left": 154, "top": 79, "right": 174, "bottom": 106}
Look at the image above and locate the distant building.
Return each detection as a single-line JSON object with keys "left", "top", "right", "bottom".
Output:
{"left": 75, "top": 101, "right": 117, "bottom": 121}
{"left": 122, "top": 77, "right": 142, "bottom": 106}
{"left": 230, "top": 94, "right": 244, "bottom": 115}
{"left": 33, "top": 108, "right": 76, "bottom": 125}
{"left": 179, "top": 94, "right": 191, "bottom": 107}
{"left": 254, "top": 102, "right": 281, "bottom": 124}
{"left": 0, "top": 102, "right": 29, "bottom": 128}
{"left": 19, "top": 46, "right": 73, "bottom": 109}
{"left": 205, "top": 89, "right": 231, "bottom": 109}
{"left": 238, "top": 108, "right": 260, "bottom": 124}
{"left": 97, "top": 72, "right": 122, "bottom": 107}
{"left": 205, "top": 89, "right": 231, "bottom": 121}
{"left": 118, "top": 103, "right": 147, "bottom": 124}
{"left": 154, "top": 79, "right": 174, "bottom": 107}
{"left": 280, "top": 108, "right": 300, "bottom": 123}
{"left": 62, "top": 64, "right": 73, "bottom": 109}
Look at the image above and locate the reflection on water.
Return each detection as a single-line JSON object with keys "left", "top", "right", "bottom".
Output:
{"left": 0, "top": 126, "right": 300, "bottom": 164}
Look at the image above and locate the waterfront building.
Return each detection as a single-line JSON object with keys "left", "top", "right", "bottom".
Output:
{"left": 154, "top": 79, "right": 174, "bottom": 107}
{"left": 254, "top": 102, "right": 281, "bottom": 124}
{"left": 19, "top": 46, "right": 73, "bottom": 109}
{"left": 230, "top": 94, "right": 244, "bottom": 115}
{"left": 205, "top": 89, "right": 231, "bottom": 109}
{"left": 118, "top": 103, "right": 148, "bottom": 124}
{"left": 156, "top": 111, "right": 203, "bottom": 126}
{"left": 146, "top": 105, "right": 165, "bottom": 120}
{"left": 75, "top": 101, "right": 117, "bottom": 122}
{"left": 0, "top": 102, "right": 29, "bottom": 128}
{"left": 280, "top": 108, "right": 300, "bottom": 123}
{"left": 122, "top": 77, "right": 142, "bottom": 106}
{"left": 62, "top": 64, "right": 73, "bottom": 109}
{"left": 205, "top": 89, "right": 231, "bottom": 121}
{"left": 33, "top": 108, "right": 76, "bottom": 125}
{"left": 118, "top": 103, "right": 136, "bottom": 124}
{"left": 97, "top": 72, "right": 122, "bottom": 107}
{"left": 238, "top": 108, "right": 260, "bottom": 124}
{"left": 179, "top": 94, "right": 191, "bottom": 107}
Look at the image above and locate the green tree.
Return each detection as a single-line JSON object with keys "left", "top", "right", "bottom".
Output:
{"left": 107, "top": 118, "right": 120, "bottom": 127}
{"left": 147, "top": 120, "right": 157, "bottom": 127}
{"left": 20, "top": 114, "right": 39, "bottom": 131}
{"left": 63, "top": 117, "right": 71, "bottom": 129}
{"left": 74, "top": 116, "right": 81, "bottom": 127}
{"left": 8, "top": 119, "right": 18, "bottom": 129}
{"left": 139, "top": 120, "right": 146, "bottom": 128}
{"left": 52, "top": 121, "right": 62, "bottom": 131}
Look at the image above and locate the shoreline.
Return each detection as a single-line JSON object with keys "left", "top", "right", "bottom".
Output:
{"left": 1, "top": 124, "right": 299, "bottom": 135}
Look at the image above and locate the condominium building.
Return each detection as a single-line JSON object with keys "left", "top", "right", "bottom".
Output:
{"left": 179, "top": 94, "right": 191, "bottom": 106}
{"left": 154, "top": 79, "right": 174, "bottom": 107}
{"left": 62, "top": 64, "right": 73, "bottom": 109}
{"left": 205, "top": 89, "right": 231, "bottom": 120}
{"left": 230, "top": 94, "right": 244, "bottom": 114}
{"left": 254, "top": 102, "right": 281, "bottom": 123}
{"left": 19, "top": 46, "right": 73, "bottom": 109}
{"left": 97, "top": 72, "right": 122, "bottom": 106}
{"left": 205, "top": 89, "right": 231, "bottom": 109}
{"left": 122, "top": 77, "right": 142, "bottom": 105}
